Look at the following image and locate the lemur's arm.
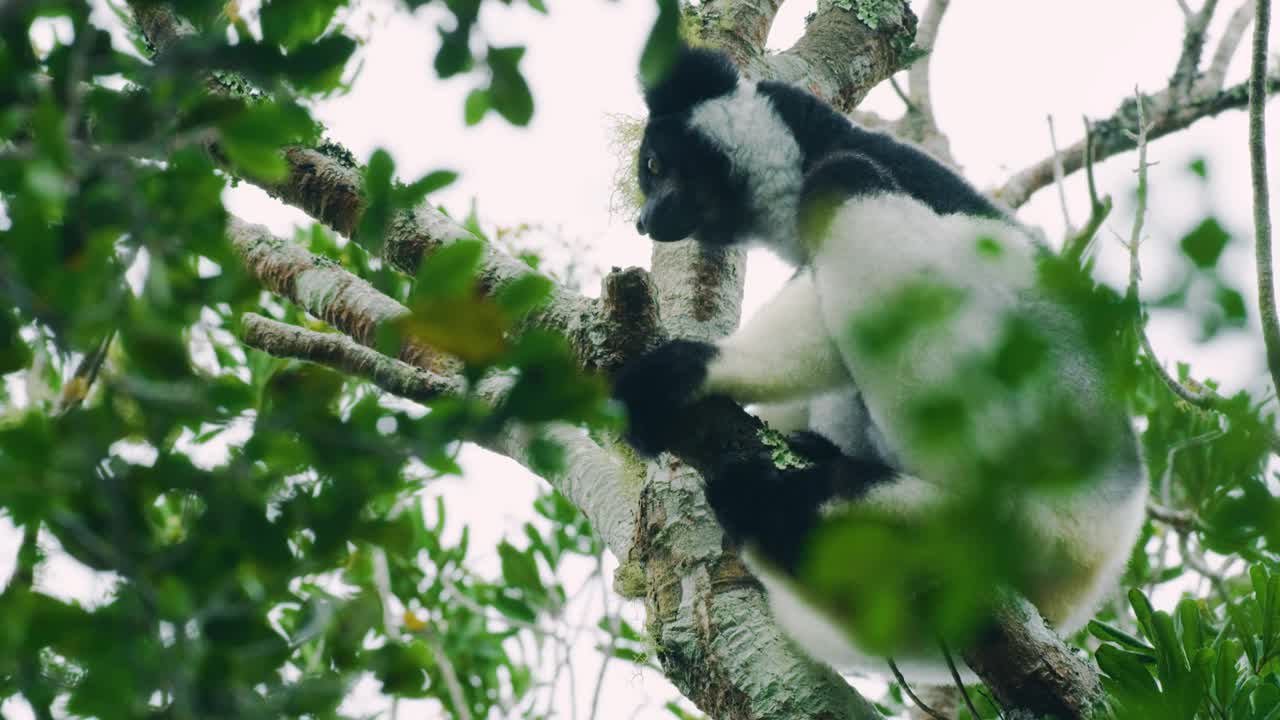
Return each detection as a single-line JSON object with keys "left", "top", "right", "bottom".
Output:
{"left": 614, "top": 271, "right": 850, "bottom": 455}
{"left": 705, "top": 271, "right": 849, "bottom": 403}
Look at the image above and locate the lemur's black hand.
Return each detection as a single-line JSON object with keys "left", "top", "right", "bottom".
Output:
{"left": 613, "top": 339, "right": 718, "bottom": 456}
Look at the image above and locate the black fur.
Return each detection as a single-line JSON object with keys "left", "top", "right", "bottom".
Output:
{"left": 613, "top": 339, "right": 718, "bottom": 456}
{"left": 756, "top": 81, "right": 1005, "bottom": 220}
{"left": 637, "top": 117, "right": 752, "bottom": 245}
{"left": 643, "top": 47, "right": 739, "bottom": 118}
{"left": 706, "top": 436, "right": 896, "bottom": 574}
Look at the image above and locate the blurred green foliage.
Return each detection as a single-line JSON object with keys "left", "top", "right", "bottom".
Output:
{"left": 0, "top": 1, "right": 620, "bottom": 718}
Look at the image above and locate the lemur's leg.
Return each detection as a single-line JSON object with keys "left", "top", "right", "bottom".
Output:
{"left": 614, "top": 271, "right": 851, "bottom": 455}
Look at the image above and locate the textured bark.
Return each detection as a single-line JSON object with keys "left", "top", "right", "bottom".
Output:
{"left": 963, "top": 597, "right": 1105, "bottom": 718}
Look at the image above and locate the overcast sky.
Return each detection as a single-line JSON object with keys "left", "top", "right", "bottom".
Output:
{"left": 6, "top": 1, "right": 1280, "bottom": 718}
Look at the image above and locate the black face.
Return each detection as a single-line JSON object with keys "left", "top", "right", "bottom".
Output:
{"left": 635, "top": 115, "right": 751, "bottom": 246}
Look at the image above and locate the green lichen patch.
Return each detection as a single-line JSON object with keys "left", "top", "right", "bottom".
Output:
{"left": 760, "top": 429, "right": 814, "bottom": 470}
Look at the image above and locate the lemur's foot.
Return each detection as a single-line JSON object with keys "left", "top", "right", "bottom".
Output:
{"left": 705, "top": 437, "right": 896, "bottom": 573}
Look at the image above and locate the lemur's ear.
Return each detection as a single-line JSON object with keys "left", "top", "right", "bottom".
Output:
{"left": 642, "top": 46, "right": 739, "bottom": 117}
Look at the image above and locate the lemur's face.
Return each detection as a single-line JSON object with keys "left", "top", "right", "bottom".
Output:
{"left": 635, "top": 114, "right": 751, "bottom": 246}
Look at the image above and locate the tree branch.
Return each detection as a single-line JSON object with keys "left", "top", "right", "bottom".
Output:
{"left": 763, "top": 1, "right": 919, "bottom": 113}
{"left": 896, "top": 0, "right": 955, "bottom": 163}
{"left": 1201, "top": 2, "right": 1256, "bottom": 92}
{"left": 992, "top": 75, "right": 1279, "bottom": 208}
{"left": 1171, "top": 0, "right": 1221, "bottom": 96}
{"left": 1249, "top": 0, "right": 1280, "bottom": 396}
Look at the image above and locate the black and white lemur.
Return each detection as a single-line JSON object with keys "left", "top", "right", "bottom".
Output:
{"left": 613, "top": 47, "right": 1147, "bottom": 682}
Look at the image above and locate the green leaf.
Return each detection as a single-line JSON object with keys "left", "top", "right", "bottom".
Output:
{"left": 464, "top": 88, "right": 490, "bottom": 125}
{"left": 261, "top": 0, "right": 346, "bottom": 50}
{"left": 1089, "top": 619, "right": 1157, "bottom": 656}
{"left": 411, "top": 239, "right": 486, "bottom": 303}
{"left": 495, "top": 274, "right": 552, "bottom": 320}
{"left": 487, "top": 46, "right": 534, "bottom": 125}
{"left": 639, "top": 0, "right": 680, "bottom": 87}
{"left": 434, "top": 27, "right": 473, "bottom": 78}
{"left": 284, "top": 34, "right": 358, "bottom": 91}
{"left": 498, "top": 541, "right": 542, "bottom": 592}
{"left": 1180, "top": 217, "right": 1231, "bottom": 269}
{"left": 396, "top": 170, "right": 458, "bottom": 208}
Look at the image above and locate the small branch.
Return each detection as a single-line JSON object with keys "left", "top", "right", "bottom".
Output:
{"left": 906, "top": 0, "right": 949, "bottom": 125}
{"left": 1201, "top": 2, "right": 1256, "bottom": 92}
{"left": 993, "top": 74, "right": 1280, "bottom": 209}
{"left": 888, "top": 659, "right": 949, "bottom": 720}
{"left": 227, "top": 216, "right": 453, "bottom": 374}
{"left": 55, "top": 330, "right": 115, "bottom": 416}
{"left": 239, "top": 314, "right": 463, "bottom": 401}
{"left": 1172, "top": 0, "right": 1222, "bottom": 96}
{"left": 1063, "top": 119, "right": 1113, "bottom": 261}
{"left": 1249, "top": 0, "right": 1280, "bottom": 396}
{"left": 941, "top": 640, "right": 982, "bottom": 720}
{"left": 1147, "top": 501, "right": 1198, "bottom": 531}
{"left": 1048, "top": 115, "right": 1076, "bottom": 235}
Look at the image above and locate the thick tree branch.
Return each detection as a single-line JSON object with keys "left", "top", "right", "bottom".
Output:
{"left": 228, "top": 216, "right": 452, "bottom": 373}
{"left": 763, "top": 1, "right": 918, "bottom": 113}
{"left": 993, "top": 76, "right": 1279, "bottom": 208}
{"left": 240, "top": 312, "right": 463, "bottom": 401}
{"left": 963, "top": 597, "right": 1104, "bottom": 718}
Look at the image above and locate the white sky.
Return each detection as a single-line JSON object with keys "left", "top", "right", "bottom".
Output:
{"left": 6, "top": 0, "right": 1280, "bottom": 718}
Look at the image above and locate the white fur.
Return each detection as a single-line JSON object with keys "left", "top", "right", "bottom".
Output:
{"left": 689, "top": 82, "right": 807, "bottom": 262}
{"left": 699, "top": 190, "right": 1147, "bottom": 682}
{"left": 704, "top": 272, "right": 848, "bottom": 403}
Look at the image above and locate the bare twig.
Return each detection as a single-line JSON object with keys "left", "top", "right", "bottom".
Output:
{"left": 1048, "top": 115, "right": 1075, "bottom": 235}
{"left": 908, "top": 0, "right": 950, "bottom": 123}
{"left": 1249, "top": 0, "right": 1280, "bottom": 395}
{"left": 941, "top": 640, "right": 982, "bottom": 720}
{"left": 1122, "top": 94, "right": 1228, "bottom": 410}
{"left": 54, "top": 330, "right": 115, "bottom": 416}
{"left": 1172, "top": 0, "right": 1222, "bottom": 96}
{"left": 1202, "top": 2, "right": 1256, "bottom": 91}
{"left": 888, "top": 659, "right": 950, "bottom": 720}
{"left": 1063, "top": 118, "right": 1113, "bottom": 261}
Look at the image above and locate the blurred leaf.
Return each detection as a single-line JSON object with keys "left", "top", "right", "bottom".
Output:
{"left": 487, "top": 46, "right": 533, "bottom": 125}
{"left": 1180, "top": 217, "right": 1230, "bottom": 269}
{"left": 261, "top": 0, "right": 346, "bottom": 50}
{"left": 640, "top": 0, "right": 680, "bottom": 87}
{"left": 464, "top": 88, "right": 490, "bottom": 125}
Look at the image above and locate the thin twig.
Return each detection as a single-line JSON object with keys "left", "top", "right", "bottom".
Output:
{"left": 888, "top": 659, "right": 951, "bottom": 720}
{"left": 1203, "top": 2, "right": 1257, "bottom": 91}
{"left": 1064, "top": 119, "right": 1112, "bottom": 262}
{"left": 940, "top": 641, "right": 982, "bottom": 720}
{"left": 587, "top": 555, "right": 616, "bottom": 720}
{"left": 1122, "top": 92, "right": 1236, "bottom": 416}
{"left": 1249, "top": 0, "right": 1280, "bottom": 395}
{"left": 54, "top": 329, "right": 115, "bottom": 416}
{"left": 1047, "top": 115, "right": 1075, "bottom": 235}
{"left": 889, "top": 75, "right": 917, "bottom": 112}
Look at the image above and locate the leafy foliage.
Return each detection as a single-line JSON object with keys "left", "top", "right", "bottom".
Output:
{"left": 0, "top": 1, "right": 621, "bottom": 718}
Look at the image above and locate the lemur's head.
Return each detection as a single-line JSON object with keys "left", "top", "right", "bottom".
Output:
{"left": 635, "top": 48, "right": 804, "bottom": 251}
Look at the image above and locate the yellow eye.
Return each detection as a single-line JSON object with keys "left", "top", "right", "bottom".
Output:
{"left": 647, "top": 156, "right": 661, "bottom": 175}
